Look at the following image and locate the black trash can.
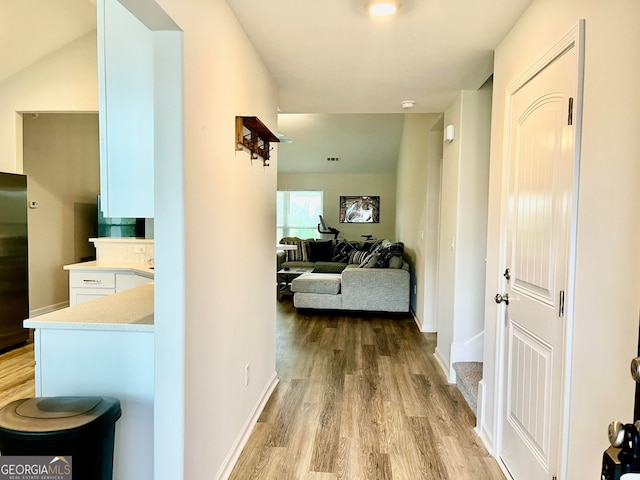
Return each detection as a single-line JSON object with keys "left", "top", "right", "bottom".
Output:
{"left": 0, "top": 396, "right": 121, "bottom": 480}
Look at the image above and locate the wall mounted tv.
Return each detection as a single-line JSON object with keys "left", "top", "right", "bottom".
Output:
{"left": 339, "top": 196, "right": 380, "bottom": 224}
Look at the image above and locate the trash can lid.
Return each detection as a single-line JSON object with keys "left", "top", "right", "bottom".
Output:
{"left": 16, "top": 397, "right": 102, "bottom": 419}
{"left": 0, "top": 397, "right": 121, "bottom": 434}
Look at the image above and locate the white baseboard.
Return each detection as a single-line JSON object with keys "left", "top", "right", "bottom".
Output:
{"left": 215, "top": 372, "right": 279, "bottom": 480}
{"left": 475, "top": 380, "right": 496, "bottom": 456}
{"left": 29, "top": 301, "right": 68, "bottom": 318}
{"left": 434, "top": 346, "right": 455, "bottom": 383}
{"left": 450, "top": 331, "right": 484, "bottom": 364}
{"left": 410, "top": 308, "right": 436, "bottom": 333}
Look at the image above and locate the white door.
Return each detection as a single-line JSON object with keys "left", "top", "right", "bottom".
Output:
{"left": 499, "top": 35, "right": 581, "bottom": 480}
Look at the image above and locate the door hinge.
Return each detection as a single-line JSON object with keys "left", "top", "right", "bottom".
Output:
{"left": 568, "top": 97, "right": 574, "bottom": 125}
{"left": 559, "top": 291, "right": 565, "bottom": 317}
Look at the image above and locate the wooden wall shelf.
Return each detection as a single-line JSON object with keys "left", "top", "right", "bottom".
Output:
{"left": 235, "top": 116, "right": 279, "bottom": 166}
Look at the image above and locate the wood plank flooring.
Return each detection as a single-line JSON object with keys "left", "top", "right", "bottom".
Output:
{"left": 230, "top": 302, "right": 505, "bottom": 480}
{"left": 0, "top": 338, "right": 35, "bottom": 410}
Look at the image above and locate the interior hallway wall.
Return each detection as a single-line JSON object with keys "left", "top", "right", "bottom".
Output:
{"left": 23, "top": 113, "right": 99, "bottom": 314}
{"left": 435, "top": 89, "right": 491, "bottom": 381}
{"left": 154, "top": 0, "right": 278, "bottom": 478}
{"left": 395, "top": 113, "right": 443, "bottom": 331}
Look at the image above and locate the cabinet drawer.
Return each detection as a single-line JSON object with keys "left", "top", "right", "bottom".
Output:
{"left": 70, "top": 271, "right": 116, "bottom": 289}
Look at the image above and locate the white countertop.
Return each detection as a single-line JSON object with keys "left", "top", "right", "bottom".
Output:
{"left": 64, "top": 260, "right": 155, "bottom": 278}
{"left": 24, "top": 283, "right": 154, "bottom": 332}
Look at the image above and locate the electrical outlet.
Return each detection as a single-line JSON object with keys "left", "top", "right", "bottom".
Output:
{"left": 134, "top": 245, "right": 146, "bottom": 254}
{"left": 245, "top": 364, "right": 250, "bottom": 386}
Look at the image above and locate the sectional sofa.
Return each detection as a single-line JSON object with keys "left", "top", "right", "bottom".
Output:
{"left": 278, "top": 237, "right": 410, "bottom": 313}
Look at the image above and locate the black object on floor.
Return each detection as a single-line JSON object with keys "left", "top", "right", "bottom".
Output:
{"left": 0, "top": 396, "right": 121, "bottom": 480}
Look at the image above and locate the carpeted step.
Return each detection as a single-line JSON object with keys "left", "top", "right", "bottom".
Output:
{"left": 453, "top": 361, "right": 482, "bottom": 415}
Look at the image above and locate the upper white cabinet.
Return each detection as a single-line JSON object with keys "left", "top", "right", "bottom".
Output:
{"left": 97, "top": 0, "right": 182, "bottom": 219}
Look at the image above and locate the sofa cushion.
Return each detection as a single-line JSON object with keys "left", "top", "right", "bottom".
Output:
{"left": 375, "top": 241, "right": 405, "bottom": 268}
{"left": 281, "top": 261, "right": 315, "bottom": 270}
{"left": 291, "top": 273, "right": 342, "bottom": 294}
{"left": 308, "top": 240, "right": 334, "bottom": 262}
{"left": 313, "top": 262, "right": 347, "bottom": 273}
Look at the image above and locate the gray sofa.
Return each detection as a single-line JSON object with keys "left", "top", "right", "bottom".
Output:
{"left": 290, "top": 261, "right": 410, "bottom": 313}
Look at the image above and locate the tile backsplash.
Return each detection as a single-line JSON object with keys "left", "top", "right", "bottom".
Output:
{"left": 90, "top": 238, "right": 154, "bottom": 264}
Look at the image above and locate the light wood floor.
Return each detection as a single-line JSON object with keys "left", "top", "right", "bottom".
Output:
{"left": 0, "top": 338, "right": 35, "bottom": 410}
{"left": 230, "top": 301, "right": 506, "bottom": 480}
{"left": 0, "top": 310, "right": 505, "bottom": 479}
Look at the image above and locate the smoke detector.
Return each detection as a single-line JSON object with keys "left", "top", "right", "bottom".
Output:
{"left": 401, "top": 100, "right": 416, "bottom": 109}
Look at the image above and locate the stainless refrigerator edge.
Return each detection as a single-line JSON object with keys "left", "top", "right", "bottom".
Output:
{"left": 0, "top": 172, "right": 29, "bottom": 350}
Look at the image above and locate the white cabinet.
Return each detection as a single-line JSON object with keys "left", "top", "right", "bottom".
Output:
{"left": 98, "top": 0, "right": 154, "bottom": 218}
{"left": 97, "top": 0, "right": 181, "bottom": 219}
{"left": 69, "top": 269, "right": 153, "bottom": 306}
{"left": 69, "top": 270, "right": 117, "bottom": 306}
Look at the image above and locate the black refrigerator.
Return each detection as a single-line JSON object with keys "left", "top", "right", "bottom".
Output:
{"left": 0, "top": 172, "right": 29, "bottom": 350}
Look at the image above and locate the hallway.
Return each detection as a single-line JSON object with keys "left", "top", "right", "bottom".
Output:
{"left": 230, "top": 302, "right": 505, "bottom": 479}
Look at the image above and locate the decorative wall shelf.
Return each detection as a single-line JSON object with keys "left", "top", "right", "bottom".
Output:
{"left": 235, "top": 116, "right": 279, "bottom": 166}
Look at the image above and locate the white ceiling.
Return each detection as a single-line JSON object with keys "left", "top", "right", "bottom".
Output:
{"left": 227, "top": 0, "right": 531, "bottom": 173}
{"left": 226, "top": 0, "right": 532, "bottom": 114}
{"left": 0, "top": 0, "right": 531, "bottom": 174}
{"left": 277, "top": 113, "right": 407, "bottom": 174}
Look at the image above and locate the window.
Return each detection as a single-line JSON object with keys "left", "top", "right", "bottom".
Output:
{"left": 277, "top": 190, "right": 323, "bottom": 240}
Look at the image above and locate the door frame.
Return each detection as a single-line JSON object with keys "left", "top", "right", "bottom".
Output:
{"left": 493, "top": 21, "right": 585, "bottom": 480}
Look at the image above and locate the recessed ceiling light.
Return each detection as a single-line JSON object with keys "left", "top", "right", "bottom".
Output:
{"left": 367, "top": 0, "right": 400, "bottom": 16}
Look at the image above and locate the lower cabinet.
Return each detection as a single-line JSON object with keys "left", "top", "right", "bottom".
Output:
{"left": 69, "top": 270, "right": 153, "bottom": 306}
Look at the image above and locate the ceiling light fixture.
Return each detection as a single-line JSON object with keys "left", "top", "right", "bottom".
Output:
{"left": 367, "top": 0, "right": 400, "bottom": 16}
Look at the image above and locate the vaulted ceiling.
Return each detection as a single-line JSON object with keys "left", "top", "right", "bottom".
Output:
{"left": 0, "top": 0, "right": 531, "bottom": 174}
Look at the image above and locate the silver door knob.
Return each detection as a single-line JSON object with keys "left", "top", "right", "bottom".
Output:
{"left": 631, "top": 357, "right": 640, "bottom": 382}
{"left": 495, "top": 293, "right": 509, "bottom": 305}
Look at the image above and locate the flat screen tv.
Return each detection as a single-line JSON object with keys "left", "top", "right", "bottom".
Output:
{"left": 339, "top": 196, "right": 380, "bottom": 224}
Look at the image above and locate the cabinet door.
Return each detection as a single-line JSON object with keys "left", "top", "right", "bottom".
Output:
{"left": 135, "top": 274, "right": 153, "bottom": 287}
{"left": 98, "top": 0, "right": 154, "bottom": 218}
{"left": 71, "top": 288, "right": 115, "bottom": 306}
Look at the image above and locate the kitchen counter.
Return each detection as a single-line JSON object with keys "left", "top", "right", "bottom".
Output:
{"left": 64, "top": 260, "right": 155, "bottom": 279}
{"left": 24, "top": 283, "right": 154, "bottom": 332}
{"left": 25, "top": 283, "right": 154, "bottom": 480}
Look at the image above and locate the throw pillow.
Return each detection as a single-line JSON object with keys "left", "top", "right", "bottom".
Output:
{"left": 375, "top": 241, "right": 405, "bottom": 268}
{"left": 388, "top": 256, "right": 404, "bottom": 269}
{"left": 332, "top": 240, "right": 357, "bottom": 263}
{"left": 281, "top": 239, "right": 308, "bottom": 262}
{"left": 308, "top": 240, "right": 333, "bottom": 262}
{"left": 349, "top": 249, "right": 369, "bottom": 265}
{"left": 359, "top": 253, "right": 380, "bottom": 268}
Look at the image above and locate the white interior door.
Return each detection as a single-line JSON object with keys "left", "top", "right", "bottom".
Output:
{"left": 499, "top": 37, "right": 580, "bottom": 480}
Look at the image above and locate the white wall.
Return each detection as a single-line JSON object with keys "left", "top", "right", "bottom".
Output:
{"left": 0, "top": 32, "right": 97, "bottom": 174}
{"left": 435, "top": 89, "right": 491, "bottom": 382}
{"left": 481, "top": 0, "right": 640, "bottom": 477}
{"left": 23, "top": 113, "right": 100, "bottom": 314}
{"left": 154, "top": 1, "right": 278, "bottom": 478}
{"left": 394, "top": 113, "right": 443, "bottom": 331}
{"left": 277, "top": 172, "right": 397, "bottom": 241}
